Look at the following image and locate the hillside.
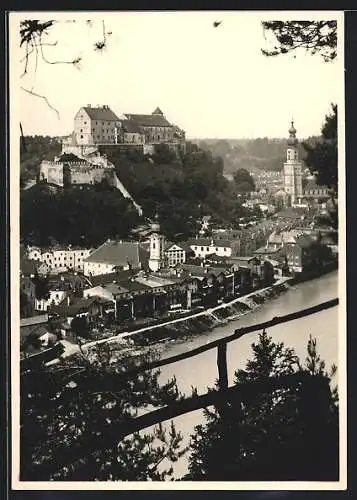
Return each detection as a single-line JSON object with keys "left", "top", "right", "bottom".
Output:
{"left": 20, "top": 141, "right": 259, "bottom": 246}
{"left": 20, "top": 182, "right": 142, "bottom": 248}
{"left": 102, "top": 142, "right": 258, "bottom": 240}
{"left": 193, "top": 138, "right": 317, "bottom": 174}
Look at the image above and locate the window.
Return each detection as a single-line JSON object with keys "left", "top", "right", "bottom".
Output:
{"left": 201, "top": 247, "right": 204, "bottom": 251}
{"left": 80, "top": 129, "right": 83, "bottom": 132}
{"left": 80, "top": 135, "right": 83, "bottom": 139}
{"left": 84, "top": 121, "right": 87, "bottom": 125}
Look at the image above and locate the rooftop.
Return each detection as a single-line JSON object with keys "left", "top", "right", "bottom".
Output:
{"left": 81, "top": 105, "right": 120, "bottom": 122}
{"left": 124, "top": 112, "right": 172, "bottom": 128}
{"left": 84, "top": 240, "right": 149, "bottom": 268}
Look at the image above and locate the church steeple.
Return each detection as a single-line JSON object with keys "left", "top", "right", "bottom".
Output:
{"left": 149, "top": 212, "right": 165, "bottom": 272}
{"left": 287, "top": 120, "right": 298, "bottom": 147}
{"left": 283, "top": 119, "right": 303, "bottom": 206}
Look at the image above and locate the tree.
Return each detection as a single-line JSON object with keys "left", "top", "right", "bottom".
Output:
{"left": 187, "top": 331, "right": 339, "bottom": 481}
{"left": 20, "top": 290, "right": 34, "bottom": 318}
{"left": 71, "top": 316, "right": 90, "bottom": 338}
{"left": 233, "top": 168, "right": 255, "bottom": 193}
{"left": 261, "top": 21, "right": 337, "bottom": 62}
{"left": 20, "top": 344, "right": 186, "bottom": 481}
{"left": 303, "top": 104, "right": 338, "bottom": 227}
{"left": 303, "top": 104, "right": 337, "bottom": 193}
{"left": 33, "top": 271, "right": 50, "bottom": 300}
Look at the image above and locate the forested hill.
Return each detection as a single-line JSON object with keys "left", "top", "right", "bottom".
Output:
{"left": 193, "top": 138, "right": 317, "bottom": 174}
{"left": 20, "top": 141, "right": 259, "bottom": 247}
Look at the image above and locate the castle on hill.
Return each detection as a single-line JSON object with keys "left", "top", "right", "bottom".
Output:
{"left": 39, "top": 104, "right": 186, "bottom": 193}
{"left": 62, "top": 104, "right": 186, "bottom": 156}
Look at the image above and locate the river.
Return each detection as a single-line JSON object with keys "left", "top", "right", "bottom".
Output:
{"left": 154, "top": 270, "right": 340, "bottom": 478}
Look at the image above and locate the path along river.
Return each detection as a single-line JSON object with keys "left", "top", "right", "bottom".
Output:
{"left": 153, "top": 270, "right": 340, "bottom": 478}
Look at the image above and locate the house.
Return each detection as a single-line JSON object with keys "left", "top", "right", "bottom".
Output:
{"left": 187, "top": 238, "right": 240, "bottom": 259}
{"left": 35, "top": 288, "right": 69, "bottom": 312}
{"left": 253, "top": 246, "right": 285, "bottom": 262}
{"left": 20, "top": 314, "right": 48, "bottom": 337}
{"left": 20, "top": 314, "right": 53, "bottom": 352}
{"left": 74, "top": 105, "right": 121, "bottom": 146}
{"left": 83, "top": 240, "right": 149, "bottom": 277}
{"left": 284, "top": 234, "right": 316, "bottom": 273}
{"left": 164, "top": 242, "right": 187, "bottom": 267}
{"left": 50, "top": 296, "right": 109, "bottom": 326}
{"left": 26, "top": 245, "right": 92, "bottom": 272}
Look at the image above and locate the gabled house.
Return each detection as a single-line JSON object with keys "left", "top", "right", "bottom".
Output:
{"left": 74, "top": 105, "right": 121, "bottom": 146}
{"left": 83, "top": 239, "right": 149, "bottom": 277}
{"left": 164, "top": 242, "right": 187, "bottom": 267}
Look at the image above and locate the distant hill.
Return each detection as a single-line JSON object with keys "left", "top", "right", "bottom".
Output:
{"left": 191, "top": 138, "right": 317, "bottom": 174}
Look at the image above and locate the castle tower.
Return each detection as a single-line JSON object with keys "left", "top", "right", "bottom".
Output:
{"left": 283, "top": 121, "right": 303, "bottom": 206}
{"left": 148, "top": 214, "right": 165, "bottom": 272}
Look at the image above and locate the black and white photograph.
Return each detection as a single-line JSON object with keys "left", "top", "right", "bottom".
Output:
{"left": 10, "top": 10, "right": 346, "bottom": 489}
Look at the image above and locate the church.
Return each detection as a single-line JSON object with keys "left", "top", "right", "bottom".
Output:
{"left": 275, "top": 121, "right": 329, "bottom": 209}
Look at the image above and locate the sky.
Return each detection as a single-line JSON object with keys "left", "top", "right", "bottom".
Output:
{"left": 12, "top": 11, "right": 344, "bottom": 139}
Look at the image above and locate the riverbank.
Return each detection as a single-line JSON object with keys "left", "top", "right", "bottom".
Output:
{"left": 80, "top": 277, "right": 292, "bottom": 357}
{"left": 67, "top": 267, "right": 337, "bottom": 361}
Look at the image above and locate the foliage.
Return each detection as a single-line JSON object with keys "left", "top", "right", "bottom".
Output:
{"left": 152, "top": 144, "right": 177, "bottom": 164}
{"left": 71, "top": 316, "right": 90, "bottom": 338}
{"left": 261, "top": 21, "right": 337, "bottom": 62}
{"left": 20, "top": 290, "right": 34, "bottom": 318}
{"left": 105, "top": 144, "right": 252, "bottom": 240}
{"left": 303, "top": 104, "right": 337, "bottom": 194}
{"left": 33, "top": 272, "right": 50, "bottom": 300}
{"left": 20, "top": 344, "right": 186, "bottom": 480}
{"left": 233, "top": 168, "right": 255, "bottom": 192}
{"left": 198, "top": 137, "right": 308, "bottom": 174}
{"left": 187, "top": 331, "right": 339, "bottom": 481}
{"left": 20, "top": 183, "right": 142, "bottom": 247}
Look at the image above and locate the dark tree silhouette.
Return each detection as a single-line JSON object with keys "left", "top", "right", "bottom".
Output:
{"left": 303, "top": 104, "right": 337, "bottom": 195}
{"left": 20, "top": 344, "right": 186, "bottom": 480}
{"left": 188, "top": 331, "right": 339, "bottom": 481}
{"left": 261, "top": 21, "right": 337, "bottom": 62}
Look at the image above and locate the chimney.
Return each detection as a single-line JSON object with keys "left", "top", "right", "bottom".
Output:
{"left": 87, "top": 104, "right": 91, "bottom": 108}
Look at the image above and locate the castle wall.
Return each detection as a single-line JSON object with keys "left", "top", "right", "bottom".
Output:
{"left": 40, "top": 161, "right": 64, "bottom": 187}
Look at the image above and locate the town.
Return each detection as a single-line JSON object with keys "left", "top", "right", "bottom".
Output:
{"left": 20, "top": 104, "right": 338, "bottom": 363}
{"left": 15, "top": 14, "right": 343, "bottom": 485}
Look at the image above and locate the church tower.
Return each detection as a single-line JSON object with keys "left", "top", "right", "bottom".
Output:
{"left": 283, "top": 121, "right": 303, "bottom": 206}
{"left": 148, "top": 214, "right": 165, "bottom": 272}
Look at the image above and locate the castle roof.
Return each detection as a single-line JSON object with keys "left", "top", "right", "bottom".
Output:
{"left": 121, "top": 120, "right": 143, "bottom": 134}
{"left": 82, "top": 105, "right": 120, "bottom": 122}
{"left": 152, "top": 107, "right": 164, "bottom": 115}
{"left": 124, "top": 113, "right": 172, "bottom": 127}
